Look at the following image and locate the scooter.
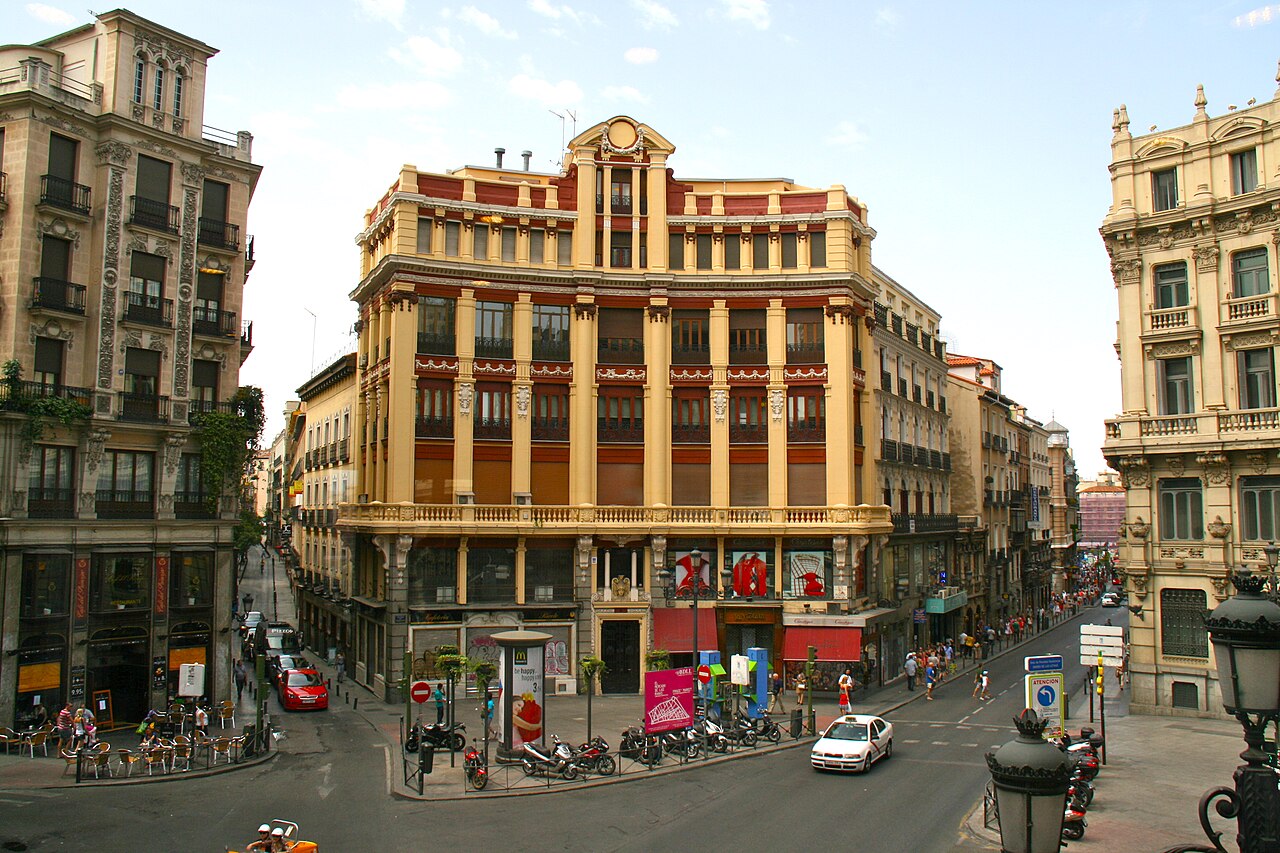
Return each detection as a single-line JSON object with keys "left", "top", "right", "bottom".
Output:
{"left": 660, "top": 727, "right": 701, "bottom": 759}
{"left": 463, "top": 742, "right": 488, "bottom": 790}
{"left": 753, "top": 711, "right": 783, "bottom": 743}
{"left": 405, "top": 720, "right": 466, "bottom": 753}
{"left": 520, "top": 736, "right": 578, "bottom": 780}
{"left": 721, "top": 716, "right": 758, "bottom": 747}
{"left": 619, "top": 725, "right": 663, "bottom": 766}
{"left": 692, "top": 716, "right": 729, "bottom": 753}
{"left": 1061, "top": 803, "right": 1088, "bottom": 841}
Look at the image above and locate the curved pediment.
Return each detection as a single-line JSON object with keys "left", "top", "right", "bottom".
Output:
{"left": 568, "top": 116, "right": 676, "bottom": 157}
{"left": 1135, "top": 136, "right": 1189, "bottom": 159}
{"left": 1211, "top": 115, "right": 1266, "bottom": 142}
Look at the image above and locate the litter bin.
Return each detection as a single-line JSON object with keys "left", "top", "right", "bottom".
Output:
{"left": 241, "top": 723, "right": 260, "bottom": 758}
{"left": 419, "top": 744, "right": 435, "bottom": 775}
{"left": 790, "top": 709, "right": 803, "bottom": 739}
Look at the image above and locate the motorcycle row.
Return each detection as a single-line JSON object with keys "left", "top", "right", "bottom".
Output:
{"left": 1054, "top": 727, "right": 1104, "bottom": 842}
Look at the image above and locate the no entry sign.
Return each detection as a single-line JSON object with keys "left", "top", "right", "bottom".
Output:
{"left": 410, "top": 680, "right": 432, "bottom": 704}
{"left": 697, "top": 665, "right": 711, "bottom": 684}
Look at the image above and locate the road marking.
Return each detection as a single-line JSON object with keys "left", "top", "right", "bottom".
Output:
{"left": 956, "top": 725, "right": 971, "bottom": 730}
{"left": 930, "top": 723, "right": 944, "bottom": 728}
{"left": 962, "top": 743, "right": 980, "bottom": 748}
{"left": 903, "top": 739, "right": 920, "bottom": 744}
{"left": 0, "top": 797, "right": 31, "bottom": 806}
{"left": 958, "top": 714, "right": 973, "bottom": 723}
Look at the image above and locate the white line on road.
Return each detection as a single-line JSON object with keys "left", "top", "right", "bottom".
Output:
{"left": 931, "top": 741, "right": 949, "bottom": 746}
{"left": 958, "top": 714, "right": 973, "bottom": 723}
{"left": 903, "top": 739, "right": 921, "bottom": 743}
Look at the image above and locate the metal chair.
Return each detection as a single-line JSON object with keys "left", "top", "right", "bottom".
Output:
{"left": 21, "top": 729, "right": 49, "bottom": 758}
{"left": 116, "top": 749, "right": 141, "bottom": 778}
{"left": 91, "top": 749, "right": 114, "bottom": 779}
{"left": 170, "top": 741, "right": 192, "bottom": 772}
{"left": 218, "top": 700, "right": 235, "bottom": 729}
{"left": 144, "top": 747, "right": 170, "bottom": 775}
{"left": 210, "top": 737, "right": 232, "bottom": 765}
{"left": 0, "top": 727, "right": 20, "bottom": 755}
{"left": 58, "top": 748, "right": 80, "bottom": 775}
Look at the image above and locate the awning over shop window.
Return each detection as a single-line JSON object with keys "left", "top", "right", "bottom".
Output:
{"left": 783, "top": 626, "right": 861, "bottom": 662}
{"left": 653, "top": 606, "right": 712, "bottom": 653}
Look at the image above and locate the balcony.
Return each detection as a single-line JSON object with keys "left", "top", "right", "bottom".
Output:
{"left": 880, "top": 370, "right": 892, "bottom": 390}
{"left": 27, "top": 486, "right": 75, "bottom": 519}
{"left": 925, "top": 586, "right": 968, "bottom": 614}
{"left": 338, "top": 438, "right": 350, "bottom": 462}
{"left": 531, "top": 416, "right": 568, "bottom": 441}
{"left": 123, "top": 293, "right": 174, "bottom": 327}
{"left": 854, "top": 424, "right": 864, "bottom": 446}
{"left": 0, "top": 381, "right": 93, "bottom": 413}
{"left": 672, "top": 342, "right": 711, "bottom": 365}
{"left": 39, "top": 175, "right": 91, "bottom": 215}
{"left": 468, "top": 583, "right": 518, "bottom": 604}
{"left": 898, "top": 378, "right": 908, "bottom": 397}
{"left": 415, "top": 414, "right": 453, "bottom": 439}
{"left": 1224, "top": 292, "right": 1277, "bottom": 325}
{"left": 942, "top": 452, "right": 952, "bottom": 470}
{"left": 129, "top": 195, "right": 180, "bottom": 233}
{"left": 881, "top": 438, "right": 899, "bottom": 463}
{"left": 533, "top": 337, "right": 570, "bottom": 362}
{"left": 95, "top": 489, "right": 154, "bottom": 519}
{"left": 188, "top": 399, "right": 237, "bottom": 420}
{"left": 912, "top": 385, "right": 922, "bottom": 403}
{"left": 118, "top": 392, "right": 169, "bottom": 423}
{"left": 786, "top": 343, "right": 825, "bottom": 365}
{"left": 1143, "top": 304, "right": 1197, "bottom": 336}
{"left": 929, "top": 449, "right": 943, "bottom": 469}
{"left": 417, "top": 332, "right": 455, "bottom": 356}
{"left": 598, "top": 421, "right": 645, "bottom": 443}
{"left": 892, "top": 513, "right": 958, "bottom": 533}
{"left": 728, "top": 341, "right": 767, "bottom": 365}
{"left": 473, "top": 417, "right": 511, "bottom": 440}
{"left": 1139, "top": 414, "right": 1199, "bottom": 436}
{"left": 174, "top": 492, "right": 214, "bottom": 519}
{"left": 1219, "top": 408, "right": 1280, "bottom": 433}
{"left": 730, "top": 422, "right": 768, "bottom": 443}
{"left": 31, "top": 277, "right": 87, "bottom": 315}
{"left": 197, "top": 217, "right": 240, "bottom": 251}
{"left": 598, "top": 337, "right": 644, "bottom": 364}
{"left": 241, "top": 321, "right": 254, "bottom": 349}
{"left": 474, "top": 336, "right": 513, "bottom": 359}
{"left": 192, "top": 306, "right": 238, "bottom": 337}
{"left": 610, "top": 194, "right": 632, "bottom": 214}
{"left": 529, "top": 582, "right": 575, "bottom": 603}
{"left": 672, "top": 423, "right": 709, "bottom": 444}
{"left": 245, "top": 235, "right": 256, "bottom": 273}
{"left": 787, "top": 422, "right": 825, "bottom": 443}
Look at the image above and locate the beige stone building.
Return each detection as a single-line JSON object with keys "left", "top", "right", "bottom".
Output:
{"left": 338, "top": 116, "right": 893, "bottom": 699}
{"left": 0, "top": 10, "right": 258, "bottom": 726}
{"left": 1102, "top": 70, "right": 1280, "bottom": 716}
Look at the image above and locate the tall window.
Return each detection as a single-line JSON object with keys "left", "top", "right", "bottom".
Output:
{"left": 786, "top": 308, "right": 824, "bottom": 364}
{"left": 415, "top": 379, "right": 452, "bottom": 437}
{"left": 610, "top": 231, "right": 632, "bottom": 267}
{"left": 444, "top": 221, "right": 461, "bottom": 256}
{"left": 501, "top": 227, "right": 517, "bottom": 262}
{"left": 133, "top": 57, "right": 145, "bottom": 103}
{"left": 1154, "top": 262, "right": 1189, "bottom": 309}
{"left": 473, "top": 225, "right": 489, "bottom": 260}
{"left": 673, "top": 313, "right": 710, "bottom": 362}
{"left": 152, "top": 65, "right": 164, "bottom": 111}
{"left": 129, "top": 252, "right": 165, "bottom": 311}
{"left": 1239, "top": 348, "right": 1275, "bottom": 409}
{"left": 532, "top": 305, "right": 569, "bottom": 361}
{"left": 415, "top": 217, "right": 433, "bottom": 254}
{"left": 1160, "top": 356, "right": 1194, "bottom": 415}
{"left": 474, "top": 301, "right": 513, "bottom": 358}
{"left": 724, "top": 234, "right": 741, "bottom": 269}
{"left": 810, "top": 231, "right": 827, "bottom": 268}
{"left": 1152, "top": 167, "right": 1178, "bottom": 212}
{"left": 532, "top": 384, "right": 569, "bottom": 440}
{"left": 417, "top": 296, "right": 455, "bottom": 355}
{"left": 173, "top": 72, "right": 184, "bottom": 118}
{"left": 1231, "top": 148, "right": 1258, "bottom": 195}
{"left": 28, "top": 445, "right": 74, "bottom": 518}
{"left": 1160, "top": 588, "right": 1208, "bottom": 658}
{"left": 598, "top": 387, "right": 644, "bottom": 442}
{"left": 672, "top": 391, "right": 709, "bottom": 443}
{"left": 787, "top": 388, "right": 826, "bottom": 441}
{"left": 729, "top": 390, "right": 767, "bottom": 441}
{"left": 1158, "top": 478, "right": 1203, "bottom": 540}
{"left": 97, "top": 450, "right": 154, "bottom": 506}
{"left": 557, "top": 231, "right": 573, "bottom": 265}
{"left": 610, "top": 174, "right": 632, "bottom": 213}
{"left": 780, "top": 233, "right": 798, "bottom": 268}
{"left": 1232, "top": 248, "right": 1270, "bottom": 298}
{"left": 668, "top": 233, "right": 684, "bottom": 270}
{"left": 695, "top": 234, "right": 712, "bottom": 270}
{"left": 33, "top": 337, "right": 64, "bottom": 387}
{"left": 528, "top": 228, "right": 544, "bottom": 264}
{"left": 752, "top": 233, "right": 769, "bottom": 269}
{"left": 192, "top": 359, "right": 219, "bottom": 410}
{"left": 1241, "top": 477, "right": 1280, "bottom": 541}
{"left": 21, "top": 553, "right": 70, "bottom": 616}
{"left": 175, "top": 453, "right": 204, "bottom": 502}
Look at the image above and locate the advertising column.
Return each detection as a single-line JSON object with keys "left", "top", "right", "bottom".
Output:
{"left": 493, "top": 629, "right": 550, "bottom": 763}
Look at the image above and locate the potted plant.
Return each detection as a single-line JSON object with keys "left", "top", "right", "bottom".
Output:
{"left": 579, "top": 655, "right": 606, "bottom": 740}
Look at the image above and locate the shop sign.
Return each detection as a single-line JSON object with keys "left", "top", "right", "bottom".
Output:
{"left": 782, "top": 614, "right": 861, "bottom": 628}
{"left": 502, "top": 645, "right": 544, "bottom": 747}
{"left": 151, "top": 655, "right": 167, "bottom": 691}
{"left": 69, "top": 664, "right": 85, "bottom": 703}
{"left": 524, "top": 609, "right": 573, "bottom": 622}
{"left": 723, "top": 608, "right": 777, "bottom": 625}
{"left": 73, "top": 558, "right": 89, "bottom": 621}
{"left": 154, "top": 556, "right": 169, "bottom": 616}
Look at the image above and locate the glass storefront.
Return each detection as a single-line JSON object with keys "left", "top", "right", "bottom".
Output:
{"left": 91, "top": 553, "right": 151, "bottom": 613}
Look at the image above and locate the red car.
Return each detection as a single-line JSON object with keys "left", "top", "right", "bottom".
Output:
{"left": 278, "top": 668, "right": 329, "bottom": 711}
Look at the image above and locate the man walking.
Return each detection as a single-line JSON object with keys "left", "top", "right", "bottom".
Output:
{"left": 234, "top": 658, "right": 248, "bottom": 700}
{"left": 768, "top": 669, "right": 785, "bottom": 712}
{"left": 925, "top": 662, "right": 937, "bottom": 701}
{"left": 904, "top": 654, "right": 918, "bottom": 691}
{"left": 336, "top": 651, "right": 346, "bottom": 684}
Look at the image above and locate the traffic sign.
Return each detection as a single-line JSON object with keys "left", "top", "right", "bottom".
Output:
{"left": 697, "top": 665, "right": 712, "bottom": 685}
{"left": 912, "top": 608, "right": 927, "bottom": 624}
{"left": 1025, "top": 655, "right": 1063, "bottom": 673}
{"left": 1081, "top": 653, "right": 1124, "bottom": 667}
{"left": 410, "top": 680, "right": 432, "bottom": 704}
{"left": 1025, "top": 672, "right": 1064, "bottom": 738}
{"left": 1081, "top": 624, "right": 1124, "bottom": 638}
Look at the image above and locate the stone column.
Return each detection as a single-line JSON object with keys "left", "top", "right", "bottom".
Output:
{"left": 646, "top": 154, "right": 669, "bottom": 270}
{"left": 454, "top": 289, "right": 477, "bottom": 501}
{"left": 645, "top": 304, "right": 671, "bottom": 506}
{"left": 710, "top": 301, "right": 729, "bottom": 506}
{"left": 386, "top": 291, "right": 418, "bottom": 502}
{"left": 512, "top": 295, "right": 534, "bottom": 500}
{"left": 569, "top": 304, "right": 597, "bottom": 504}
{"left": 374, "top": 533, "right": 413, "bottom": 703}
{"left": 766, "top": 300, "right": 787, "bottom": 506}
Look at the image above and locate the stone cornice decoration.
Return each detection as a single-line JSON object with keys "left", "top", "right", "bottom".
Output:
{"left": 1192, "top": 244, "right": 1220, "bottom": 272}
{"left": 666, "top": 209, "right": 868, "bottom": 231}
{"left": 414, "top": 356, "right": 459, "bottom": 374}
{"left": 180, "top": 162, "right": 205, "bottom": 187}
{"left": 646, "top": 305, "right": 670, "bottom": 322}
{"left": 1247, "top": 451, "right": 1270, "bottom": 475}
{"left": 457, "top": 382, "right": 473, "bottom": 416}
{"left": 1215, "top": 206, "right": 1279, "bottom": 237}
{"left": 600, "top": 120, "right": 647, "bottom": 156}
{"left": 353, "top": 319, "right": 364, "bottom": 334}
{"left": 825, "top": 304, "right": 854, "bottom": 324}
{"left": 1118, "top": 456, "right": 1149, "bottom": 488}
{"left": 1110, "top": 258, "right": 1141, "bottom": 286}
{"left": 1144, "top": 338, "right": 1200, "bottom": 360}
{"left": 863, "top": 313, "right": 876, "bottom": 332}
{"left": 1209, "top": 574, "right": 1232, "bottom": 602}
{"left": 34, "top": 111, "right": 91, "bottom": 140}
{"left": 671, "top": 367, "right": 713, "bottom": 383}
{"left": 163, "top": 433, "right": 187, "bottom": 475}
{"left": 573, "top": 303, "right": 597, "bottom": 320}
{"left": 1128, "top": 516, "right": 1150, "bottom": 539}
{"left": 1207, "top": 515, "right": 1232, "bottom": 539}
{"left": 384, "top": 289, "right": 416, "bottom": 310}
{"left": 37, "top": 217, "right": 81, "bottom": 250}
{"left": 30, "top": 318, "right": 73, "bottom": 345}
{"left": 95, "top": 140, "right": 133, "bottom": 166}
{"left": 727, "top": 368, "right": 768, "bottom": 382}
{"left": 769, "top": 388, "right": 785, "bottom": 422}
{"left": 132, "top": 137, "right": 179, "bottom": 159}
{"left": 1196, "top": 452, "right": 1229, "bottom": 485}
{"left": 531, "top": 363, "right": 573, "bottom": 379}
{"left": 711, "top": 389, "right": 728, "bottom": 422}
{"left": 784, "top": 366, "right": 828, "bottom": 382}
{"left": 596, "top": 366, "right": 645, "bottom": 382}
{"left": 355, "top": 191, "right": 578, "bottom": 245}
{"left": 1224, "top": 330, "right": 1280, "bottom": 351}
{"left": 474, "top": 360, "right": 517, "bottom": 376}
{"left": 1167, "top": 455, "right": 1185, "bottom": 477}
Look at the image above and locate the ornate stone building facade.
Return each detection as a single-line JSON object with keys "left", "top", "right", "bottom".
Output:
{"left": 0, "top": 10, "right": 259, "bottom": 727}
{"left": 1103, "top": 69, "right": 1280, "bottom": 716}
{"left": 339, "top": 116, "right": 892, "bottom": 700}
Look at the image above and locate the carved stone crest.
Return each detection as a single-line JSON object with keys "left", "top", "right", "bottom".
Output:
{"left": 1167, "top": 455, "right": 1185, "bottom": 477}
{"left": 1247, "top": 451, "right": 1270, "bottom": 475}
{"left": 768, "top": 388, "right": 785, "bottom": 423}
{"left": 514, "top": 384, "right": 531, "bottom": 418}
{"left": 457, "top": 382, "right": 473, "bottom": 416}
{"left": 1118, "top": 456, "right": 1149, "bottom": 488}
{"left": 610, "top": 575, "right": 632, "bottom": 600}
{"left": 1207, "top": 515, "right": 1232, "bottom": 539}
{"left": 1128, "top": 516, "right": 1150, "bottom": 539}
{"left": 646, "top": 305, "right": 670, "bottom": 322}
{"left": 711, "top": 389, "right": 728, "bottom": 422}
{"left": 1192, "top": 244, "right": 1220, "bottom": 271}
{"left": 1110, "top": 258, "right": 1141, "bottom": 284}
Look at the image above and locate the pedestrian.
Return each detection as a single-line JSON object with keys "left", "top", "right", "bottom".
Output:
{"left": 794, "top": 672, "right": 808, "bottom": 709}
{"left": 259, "top": 554, "right": 265, "bottom": 575}
{"left": 194, "top": 703, "right": 209, "bottom": 735}
{"left": 234, "top": 658, "right": 248, "bottom": 700}
{"left": 904, "top": 654, "right": 918, "bottom": 691}
{"left": 971, "top": 668, "right": 984, "bottom": 698}
{"left": 336, "top": 651, "right": 346, "bottom": 684}
{"left": 485, "top": 694, "right": 495, "bottom": 738}
{"left": 979, "top": 670, "right": 991, "bottom": 701}
{"left": 768, "top": 670, "right": 785, "bottom": 712}
{"left": 72, "top": 708, "right": 86, "bottom": 750}
{"left": 837, "top": 668, "right": 854, "bottom": 714}
{"left": 433, "top": 682, "right": 446, "bottom": 724}
{"left": 925, "top": 663, "right": 937, "bottom": 701}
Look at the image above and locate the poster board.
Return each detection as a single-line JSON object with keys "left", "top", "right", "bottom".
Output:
{"left": 92, "top": 689, "right": 114, "bottom": 730}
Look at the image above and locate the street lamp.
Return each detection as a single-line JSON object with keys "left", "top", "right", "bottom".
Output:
{"left": 661, "top": 547, "right": 709, "bottom": 715}
{"left": 1261, "top": 541, "right": 1279, "bottom": 599}
{"left": 985, "top": 709, "right": 1071, "bottom": 853}
{"left": 1160, "top": 570, "right": 1280, "bottom": 853}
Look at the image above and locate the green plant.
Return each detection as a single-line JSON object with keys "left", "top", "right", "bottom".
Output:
{"left": 1, "top": 360, "right": 91, "bottom": 444}
{"left": 471, "top": 658, "right": 497, "bottom": 691}
{"left": 645, "top": 648, "right": 671, "bottom": 671}
{"left": 436, "top": 652, "right": 469, "bottom": 683}
{"left": 579, "top": 655, "right": 606, "bottom": 682}
{"left": 190, "top": 386, "right": 265, "bottom": 513}
{"left": 233, "top": 506, "right": 266, "bottom": 553}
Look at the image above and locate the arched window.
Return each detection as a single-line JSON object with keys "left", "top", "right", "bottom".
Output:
{"left": 173, "top": 70, "right": 185, "bottom": 118}
{"left": 153, "top": 62, "right": 165, "bottom": 112}
{"left": 133, "top": 56, "right": 145, "bottom": 104}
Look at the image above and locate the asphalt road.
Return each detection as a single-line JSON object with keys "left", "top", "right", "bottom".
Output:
{"left": 0, "top": 596, "right": 1121, "bottom": 852}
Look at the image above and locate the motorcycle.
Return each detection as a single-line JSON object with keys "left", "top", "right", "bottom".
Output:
{"left": 568, "top": 736, "right": 616, "bottom": 776}
{"left": 1061, "top": 803, "right": 1088, "bottom": 841}
{"left": 752, "top": 711, "right": 783, "bottom": 743}
{"left": 405, "top": 720, "right": 466, "bottom": 753}
{"left": 1069, "top": 751, "right": 1100, "bottom": 782}
{"left": 660, "top": 727, "right": 701, "bottom": 759}
{"left": 463, "top": 742, "right": 488, "bottom": 790}
{"left": 1068, "top": 778, "right": 1093, "bottom": 809}
{"left": 521, "top": 736, "right": 578, "bottom": 780}
{"left": 721, "top": 716, "right": 758, "bottom": 747}
{"left": 692, "top": 716, "right": 729, "bottom": 753}
{"left": 619, "top": 725, "right": 663, "bottom": 766}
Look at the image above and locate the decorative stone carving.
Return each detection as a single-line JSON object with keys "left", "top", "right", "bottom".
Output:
{"left": 98, "top": 165, "right": 125, "bottom": 390}
{"left": 457, "top": 382, "right": 473, "bottom": 416}
{"left": 1192, "top": 244, "right": 1220, "bottom": 271}
{"left": 95, "top": 140, "right": 132, "bottom": 166}
{"left": 1225, "top": 331, "right": 1279, "bottom": 351}
{"left": 514, "top": 384, "right": 531, "bottom": 418}
{"left": 30, "top": 319, "right": 73, "bottom": 345}
{"left": 180, "top": 162, "right": 205, "bottom": 186}
{"left": 824, "top": 304, "right": 854, "bottom": 323}
{"left": 1247, "top": 451, "right": 1270, "bottom": 475}
{"left": 1167, "top": 455, "right": 1185, "bottom": 477}
{"left": 1210, "top": 574, "right": 1232, "bottom": 601}
{"left": 79, "top": 491, "right": 96, "bottom": 513}
{"left": 1145, "top": 340, "right": 1200, "bottom": 360}
{"left": 37, "top": 218, "right": 82, "bottom": 250}
{"left": 1207, "top": 516, "right": 1232, "bottom": 539}
{"left": 84, "top": 428, "right": 111, "bottom": 473}
{"left": 768, "top": 388, "right": 785, "bottom": 423}
{"left": 1128, "top": 516, "right": 1150, "bottom": 539}
{"left": 163, "top": 433, "right": 187, "bottom": 475}
{"left": 646, "top": 305, "right": 670, "bottom": 322}
{"left": 573, "top": 303, "right": 597, "bottom": 320}
{"left": 1110, "top": 258, "right": 1141, "bottom": 284}
{"left": 711, "top": 389, "right": 727, "bottom": 422}
{"left": 172, "top": 187, "right": 197, "bottom": 398}
{"left": 650, "top": 535, "right": 666, "bottom": 572}
{"left": 1196, "top": 452, "right": 1229, "bottom": 485}
{"left": 610, "top": 576, "right": 632, "bottom": 600}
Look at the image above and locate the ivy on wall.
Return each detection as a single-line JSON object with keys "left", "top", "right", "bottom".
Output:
{"left": 190, "top": 385, "right": 265, "bottom": 514}
{"left": 1, "top": 360, "right": 92, "bottom": 444}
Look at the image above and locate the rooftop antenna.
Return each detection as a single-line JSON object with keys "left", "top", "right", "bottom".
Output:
{"left": 548, "top": 109, "right": 577, "bottom": 156}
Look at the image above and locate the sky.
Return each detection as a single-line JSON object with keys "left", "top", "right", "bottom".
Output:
{"left": 12, "top": 0, "right": 1280, "bottom": 478}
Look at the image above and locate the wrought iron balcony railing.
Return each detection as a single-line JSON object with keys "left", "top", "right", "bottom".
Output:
{"left": 40, "top": 175, "right": 91, "bottom": 214}
{"left": 31, "top": 277, "right": 87, "bottom": 314}
{"left": 196, "top": 217, "right": 240, "bottom": 251}
{"left": 129, "top": 195, "right": 180, "bottom": 233}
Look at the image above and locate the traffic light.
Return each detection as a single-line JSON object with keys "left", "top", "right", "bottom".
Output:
{"left": 807, "top": 645, "right": 818, "bottom": 664}
{"left": 1096, "top": 651, "right": 1104, "bottom": 695}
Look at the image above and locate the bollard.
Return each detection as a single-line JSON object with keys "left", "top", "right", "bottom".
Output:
{"left": 345, "top": 693, "right": 350, "bottom": 705}
{"left": 353, "top": 697, "right": 359, "bottom": 710}
{"left": 326, "top": 678, "right": 331, "bottom": 690}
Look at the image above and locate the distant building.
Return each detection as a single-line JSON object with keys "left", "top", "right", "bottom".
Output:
{"left": 1078, "top": 485, "right": 1125, "bottom": 549}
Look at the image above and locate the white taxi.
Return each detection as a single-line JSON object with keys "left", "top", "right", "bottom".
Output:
{"left": 810, "top": 714, "right": 894, "bottom": 773}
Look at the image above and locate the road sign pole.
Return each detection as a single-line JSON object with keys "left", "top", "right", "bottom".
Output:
{"left": 1088, "top": 665, "right": 1094, "bottom": 724}
{"left": 1097, "top": 652, "right": 1107, "bottom": 765}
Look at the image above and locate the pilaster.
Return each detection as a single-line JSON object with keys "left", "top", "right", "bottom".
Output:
{"left": 766, "top": 300, "right": 787, "bottom": 505}
{"left": 825, "top": 302, "right": 855, "bottom": 505}
{"left": 709, "top": 300, "right": 729, "bottom": 505}
{"left": 646, "top": 154, "right": 668, "bottom": 271}
{"left": 454, "top": 289, "right": 477, "bottom": 500}
{"left": 645, "top": 302, "right": 671, "bottom": 505}
{"left": 569, "top": 302, "right": 597, "bottom": 504}
{"left": 386, "top": 290, "right": 417, "bottom": 502}
{"left": 511, "top": 295, "right": 533, "bottom": 497}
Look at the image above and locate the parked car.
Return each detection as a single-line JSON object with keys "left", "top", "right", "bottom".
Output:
{"left": 279, "top": 668, "right": 329, "bottom": 711}
{"left": 1101, "top": 592, "right": 1122, "bottom": 607}
{"left": 810, "top": 714, "right": 894, "bottom": 773}
{"left": 240, "top": 611, "right": 265, "bottom": 637}
{"left": 269, "top": 654, "right": 313, "bottom": 688}
{"left": 265, "top": 623, "right": 303, "bottom": 655}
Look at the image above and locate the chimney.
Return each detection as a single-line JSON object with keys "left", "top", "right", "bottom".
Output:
{"left": 521, "top": 150, "right": 532, "bottom": 171}
{"left": 494, "top": 147, "right": 506, "bottom": 168}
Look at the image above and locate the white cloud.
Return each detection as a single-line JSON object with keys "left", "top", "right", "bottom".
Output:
{"left": 1233, "top": 4, "right": 1279, "bottom": 26}
{"left": 527, "top": 0, "right": 597, "bottom": 25}
{"left": 876, "top": 7, "right": 900, "bottom": 27}
{"left": 389, "top": 34, "right": 464, "bottom": 77}
{"left": 508, "top": 73, "right": 583, "bottom": 106}
{"left": 358, "top": 0, "right": 405, "bottom": 28}
{"left": 331, "top": 80, "right": 452, "bottom": 111}
{"left": 601, "top": 85, "right": 650, "bottom": 104}
{"left": 452, "top": 6, "right": 517, "bottom": 38}
{"left": 632, "top": 0, "right": 678, "bottom": 30}
{"left": 25, "top": 3, "right": 75, "bottom": 26}
{"left": 624, "top": 46, "right": 659, "bottom": 64}
{"left": 825, "top": 120, "right": 868, "bottom": 149}
{"left": 720, "top": 0, "right": 770, "bottom": 30}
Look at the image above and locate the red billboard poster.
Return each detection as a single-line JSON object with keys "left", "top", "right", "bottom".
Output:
{"left": 730, "top": 551, "right": 769, "bottom": 598}
{"left": 73, "top": 558, "right": 89, "bottom": 620}
{"left": 501, "top": 644, "right": 544, "bottom": 748}
{"left": 674, "top": 551, "right": 710, "bottom": 598}
{"left": 154, "top": 555, "right": 169, "bottom": 615}
{"left": 644, "top": 667, "right": 694, "bottom": 733}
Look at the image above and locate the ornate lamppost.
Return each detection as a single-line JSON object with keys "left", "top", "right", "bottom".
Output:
{"left": 1161, "top": 570, "right": 1280, "bottom": 853}
{"left": 986, "top": 709, "right": 1072, "bottom": 853}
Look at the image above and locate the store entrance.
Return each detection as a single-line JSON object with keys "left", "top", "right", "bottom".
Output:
{"left": 600, "top": 620, "right": 640, "bottom": 693}
{"left": 88, "top": 631, "right": 149, "bottom": 726}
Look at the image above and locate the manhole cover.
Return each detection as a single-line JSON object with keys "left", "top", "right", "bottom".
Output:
{"left": 4, "top": 841, "right": 30, "bottom": 851}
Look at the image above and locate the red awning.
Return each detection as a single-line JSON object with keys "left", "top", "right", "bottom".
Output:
{"left": 783, "top": 626, "right": 861, "bottom": 662}
{"left": 652, "top": 607, "right": 702, "bottom": 653}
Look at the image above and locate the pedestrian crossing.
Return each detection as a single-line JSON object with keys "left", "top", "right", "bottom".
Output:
{"left": 894, "top": 720, "right": 1006, "bottom": 751}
